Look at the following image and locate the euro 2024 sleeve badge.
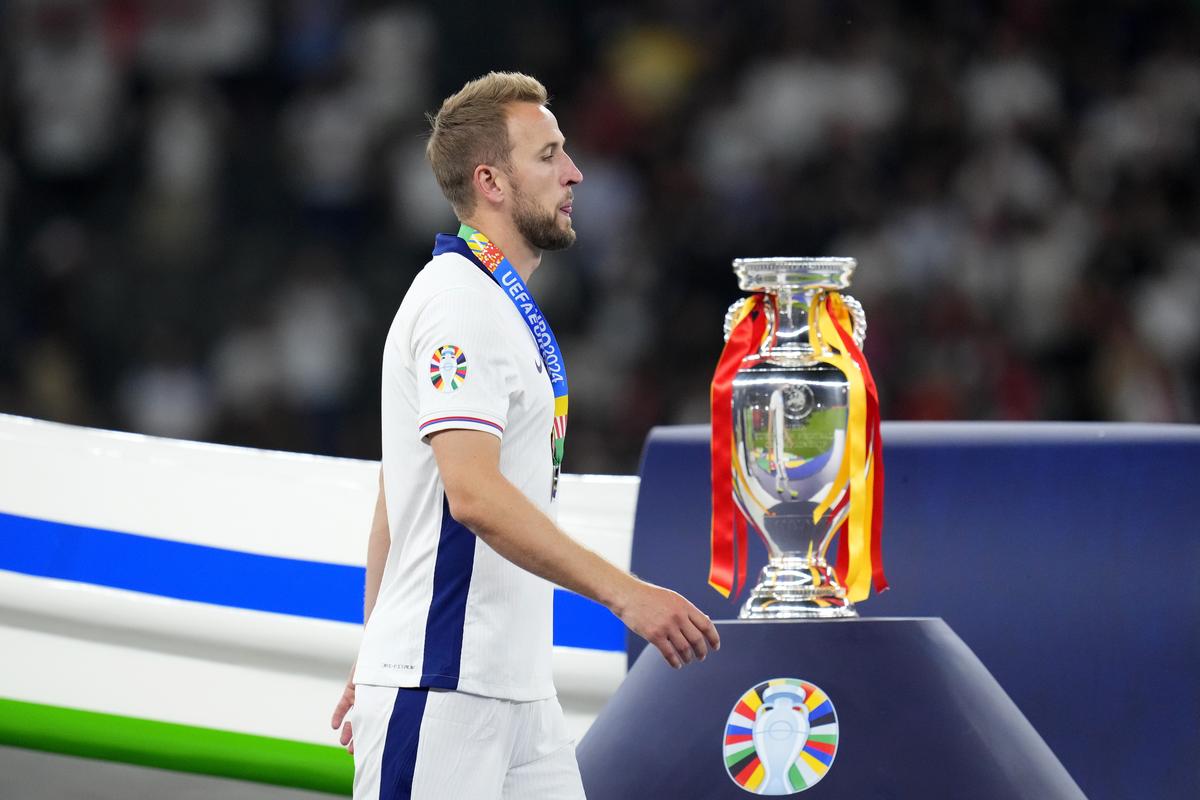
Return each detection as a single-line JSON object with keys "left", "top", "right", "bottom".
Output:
{"left": 723, "top": 678, "right": 839, "bottom": 794}
{"left": 430, "top": 345, "right": 467, "bottom": 392}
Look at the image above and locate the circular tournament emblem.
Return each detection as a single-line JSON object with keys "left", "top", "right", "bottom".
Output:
{"left": 429, "top": 345, "right": 468, "bottom": 392}
{"left": 783, "top": 385, "right": 815, "bottom": 422}
{"left": 723, "top": 678, "right": 839, "bottom": 795}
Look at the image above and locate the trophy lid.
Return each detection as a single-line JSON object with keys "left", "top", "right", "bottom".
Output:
{"left": 732, "top": 257, "right": 856, "bottom": 292}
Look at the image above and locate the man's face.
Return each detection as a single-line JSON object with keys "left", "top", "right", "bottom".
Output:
{"left": 503, "top": 102, "right": 583, "bottom": 251}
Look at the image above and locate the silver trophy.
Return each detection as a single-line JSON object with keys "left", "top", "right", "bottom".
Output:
{"left": 725, "top": 258, "right": 866, "bottom": 619}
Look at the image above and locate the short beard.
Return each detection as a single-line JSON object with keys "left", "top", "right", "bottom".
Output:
{"left": 511, "top": 183, "right": 576, "bottom": 252}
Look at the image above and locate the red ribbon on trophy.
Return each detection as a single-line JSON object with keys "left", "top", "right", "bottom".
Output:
{"left": 709, "top": 294, "right": 769, "bottom": 598}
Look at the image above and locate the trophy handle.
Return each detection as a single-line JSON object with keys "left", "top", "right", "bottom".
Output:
{"left": 726, "top": 295, "right": 867, "bottom": 348}
{"left": 842, "top": 294, "right": 868, "bottom": 349}
{"left": 723, "top": 298, "right": 749, "bottom": 342}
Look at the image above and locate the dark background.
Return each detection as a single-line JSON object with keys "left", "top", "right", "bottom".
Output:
{"left": 2, "top": 0, "right": 1198, "bottom": 473}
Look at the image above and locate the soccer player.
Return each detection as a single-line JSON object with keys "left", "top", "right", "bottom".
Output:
{"left": 330, "top": 72, "right": 720, "bottom": 799}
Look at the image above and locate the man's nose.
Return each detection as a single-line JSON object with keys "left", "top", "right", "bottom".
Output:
{"left": 563, "top": 154, "right": 582, "bottom": 186}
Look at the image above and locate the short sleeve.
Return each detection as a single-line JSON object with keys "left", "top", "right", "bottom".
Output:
{"left": 412, "top": 286, "right": 515, "bottom": 441}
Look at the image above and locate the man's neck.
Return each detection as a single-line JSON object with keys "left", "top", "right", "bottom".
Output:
{"left": 459, "top": 215, "right": 541, "bottom": 282}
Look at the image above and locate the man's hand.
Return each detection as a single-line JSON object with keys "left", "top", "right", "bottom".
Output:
{"left": 613, "top": 579, "right": 721, "bottom": 669}
{"left": 331, "top": 677, "right": 355, "bottom": 754}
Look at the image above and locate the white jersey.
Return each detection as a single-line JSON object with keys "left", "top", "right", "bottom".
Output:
{"left": 354, "top": 245, "right": 557, "bottom": 701}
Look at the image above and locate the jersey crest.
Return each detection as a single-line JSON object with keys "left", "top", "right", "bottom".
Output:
{"left": 430, "top": 345, "right": 468, "bottom": 392}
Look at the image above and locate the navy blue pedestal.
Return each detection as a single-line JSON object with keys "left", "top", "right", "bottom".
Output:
{"left": 579, "top": 618, "right": 1084, "bottom": 799}
{"left": 624, "top": 423, "right": 1200, "bottom": 799}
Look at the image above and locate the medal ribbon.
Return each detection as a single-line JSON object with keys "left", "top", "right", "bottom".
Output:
{"left": 808, "top": 291, "right": 887, "bottom": 602}
{"left": 709, "top": 295, "right": 770, "bottom": 598}
{"left": 432, "top": 225, "right": 569, "bottom": 469}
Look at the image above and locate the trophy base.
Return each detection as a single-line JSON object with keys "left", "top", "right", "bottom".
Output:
{"left": 739, "top": 555, "right": 858, "bottom": 619}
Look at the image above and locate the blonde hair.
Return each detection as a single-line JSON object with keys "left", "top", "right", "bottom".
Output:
{"left": 426, "top": 72, "right": 549, "bottom": 217}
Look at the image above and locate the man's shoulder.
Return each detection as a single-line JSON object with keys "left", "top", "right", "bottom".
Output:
{"left": 388, "top": 252, "right": 503, "bottom": 340}
{"left": 404, "top": 251, "right": 493, "bottom": 306}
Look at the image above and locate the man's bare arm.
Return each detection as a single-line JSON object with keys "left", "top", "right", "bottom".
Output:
{"left": 331, "top": 466, "right": 390, "bottom": 752}
{"left": 430, "top": 429, "right": 720, "bottom": 669}
{"left": 362, "top": 467, "right": 391, "bottom": 625}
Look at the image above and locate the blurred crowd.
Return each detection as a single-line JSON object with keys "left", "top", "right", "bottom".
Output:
{"left": 2, "top": 0, "right": 1198, "bottom": 473}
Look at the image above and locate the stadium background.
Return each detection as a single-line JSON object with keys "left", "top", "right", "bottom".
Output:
{"left": 3, "top": 0, "right": 1198, "bottom": 473}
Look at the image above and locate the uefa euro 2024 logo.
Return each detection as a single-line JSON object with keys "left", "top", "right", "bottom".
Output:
{"left": 429, "top": 345, "right": 467, "bottom": 392}
{"left": 723, "top": 678, "right": 840, "bottom": 794}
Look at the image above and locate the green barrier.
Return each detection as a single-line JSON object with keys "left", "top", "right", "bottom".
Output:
{"left": 0, "top": 697, "right": 352, "bottom": 795}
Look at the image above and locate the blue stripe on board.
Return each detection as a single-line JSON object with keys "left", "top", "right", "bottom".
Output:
{"left": 0, "top": 511, "right": 363, "bottom": 623}
{"left": 553, "top": 588, "right": 627, "bottom": 651}
{"left": 0, "top": 510, "right": 625, "bottom": 652}
{"left": 381, "top": 687, "right": 428, "bottom": 800}
{"left": 419, "top": 498, "right": 474, "bottom": 688}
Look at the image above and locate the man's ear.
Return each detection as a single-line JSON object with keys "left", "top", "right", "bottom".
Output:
{"left": 472, "top": 164, "right": 508, "bottom": 208}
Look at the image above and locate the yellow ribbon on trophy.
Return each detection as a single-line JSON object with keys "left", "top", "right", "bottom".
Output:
{"left": 807, "top": 291, "right": 887, "bottom": 603}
